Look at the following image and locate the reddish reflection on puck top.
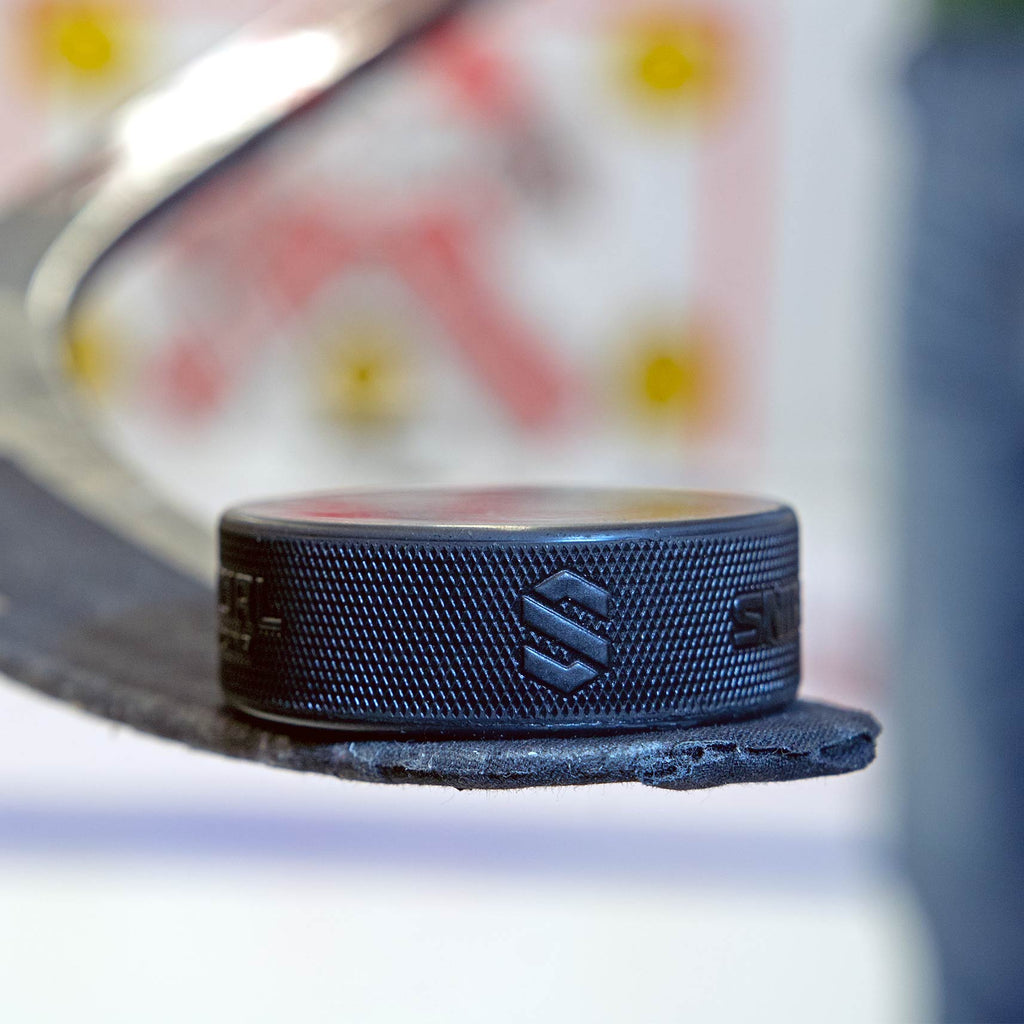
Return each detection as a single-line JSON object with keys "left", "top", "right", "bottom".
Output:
{"left": 225, "top": 486, "right": 782, "bottom": 531}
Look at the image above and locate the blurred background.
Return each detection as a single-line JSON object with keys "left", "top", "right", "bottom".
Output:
{"left": 0, "top": 0, "right": 1019, "bottom": 1020}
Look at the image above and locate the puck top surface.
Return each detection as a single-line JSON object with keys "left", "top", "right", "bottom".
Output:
{"left": 224, "top": 487, "right": 783, "bottom": 537}
{"left": 219, "top": 486, "right": 801, "bottom": 736}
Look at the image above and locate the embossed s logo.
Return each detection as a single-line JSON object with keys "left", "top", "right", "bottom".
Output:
{"left": 521, "top": 570, "right": 611, "bottom": 694}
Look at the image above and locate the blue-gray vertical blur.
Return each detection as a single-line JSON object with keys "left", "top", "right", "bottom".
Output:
{"left": 900, "top": 7, "right": 1024, "bottom": 1020}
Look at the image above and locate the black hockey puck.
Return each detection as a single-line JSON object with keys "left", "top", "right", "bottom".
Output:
{"left": 218, "top": 487, "right": 801, "bottom": 736}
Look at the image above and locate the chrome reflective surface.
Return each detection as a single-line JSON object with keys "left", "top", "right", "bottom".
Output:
{"left": 0, "top": 0, "right": 461, "bottom": 574}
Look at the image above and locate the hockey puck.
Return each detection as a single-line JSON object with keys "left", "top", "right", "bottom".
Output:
{"left": 218, "top": 487, "right": 801, "bottom": 736}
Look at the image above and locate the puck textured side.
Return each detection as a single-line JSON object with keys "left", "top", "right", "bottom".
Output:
{"left": 218, "top": 489, "right": 801, "bottom": 735}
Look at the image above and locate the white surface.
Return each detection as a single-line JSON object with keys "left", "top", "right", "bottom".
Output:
{"left": 0, "top": 674, "right": 936, "bottom": 1023}
{"left": 0, "top": 857, "right": 934, "bottom": 1024}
